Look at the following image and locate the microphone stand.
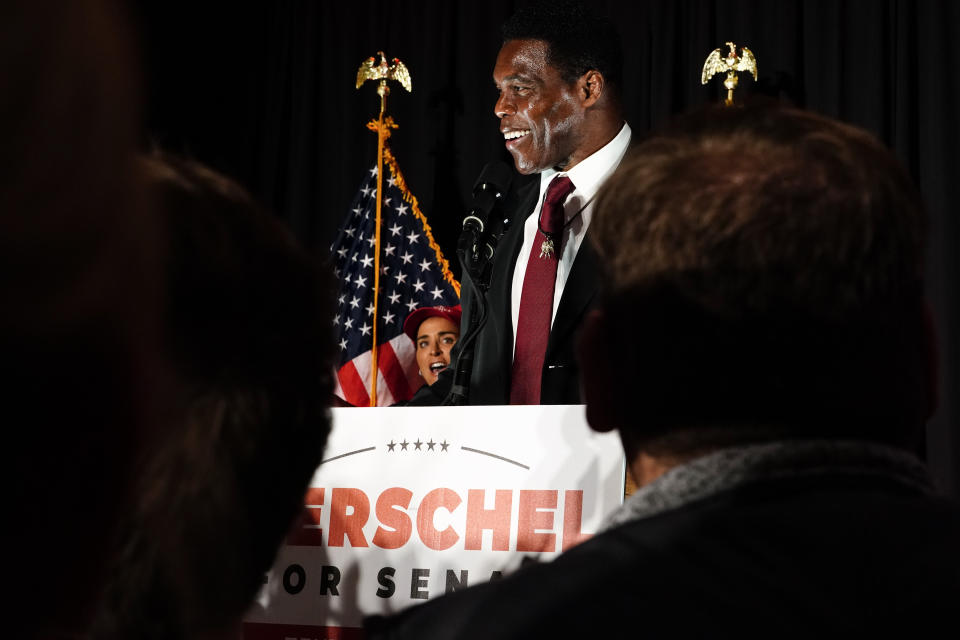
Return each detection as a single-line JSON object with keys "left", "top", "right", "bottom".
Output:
{"left": 441, "top": 162, "right": 512, "bottom": 406}
{"left": 442, "top": 207, "right": 503, "bottom": 406}
{"left": 441, "top": 270, "right": 487, "bottom": 405}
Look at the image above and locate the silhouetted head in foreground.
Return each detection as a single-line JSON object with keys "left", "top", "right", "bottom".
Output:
{"left": 1, "top": 1, "right": 160, "bottom": 636}
{"left": 93, "top": 154, "right": 336, "bottom": 639}
{"left": 581, "top": 105, "right": 934, "bottom": 468}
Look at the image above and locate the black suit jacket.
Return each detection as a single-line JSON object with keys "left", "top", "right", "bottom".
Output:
{"left": 410, "top": 175, "right": 600, "bottom": 406}
{"left": 365, "top": 473, "right": 960, "bottom": 638}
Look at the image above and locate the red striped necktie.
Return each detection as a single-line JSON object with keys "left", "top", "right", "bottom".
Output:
{"left": 509, "top": 175, "right": 575, "bottom": 405}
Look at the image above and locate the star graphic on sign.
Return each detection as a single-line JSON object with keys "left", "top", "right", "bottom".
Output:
{"left": 388, "top": 291, "right": 402, "bottom": 304}
{"left": 405, "top": 299, "right": 418, "bottom": 312}
{"left": 361, "top": 185, "right": 371, "bottom": 197}
{"left": 359, "top": 322, "right": 371, "bottom": 336}
{"left": 338, "top": 294, "right": 346, "bottom": 305}
{"left": 344, "top": 318, "right": 354, "bottom": 329}
{"left": 395, "top": 273, "right": 408, "bottom": 284}
{"left": 406, "top": 231, "right": 420, "bottom": 244}
{"left": 384, "top": 243, "right": 396, "bottom": 256}
{"left": 365, "top": 303, "right": 376, "bottom": 316}
{"left": 413, "top": 279, "right": 425, "bottom": 292}
{"left": 332, "top": 315, "right": 340, "bottom": 326}
{"left": 400, "top": 252, "right": 414, "bottom": 264}
{"left": 430, "top": 286, "right": 444, "bottom": 300}
{"left": 400, "top": 439, "right": 409, "bottom": 451}
{"left": 360, "top": 255, "right": 374, "bottom": 269}
{"left": 396, "top": 202, "right": 408, "bottom": 216}
{"left": 349, "top": 296, "right": 360, "bottom": 309}
{"left": 354, "top": 274, "right": 367, "bottom": 288}
{"left": 339, "top": 338, "right": 348, "bottom": 350}
{"left": 383, "top": 311, "right": 395, "bottom": 325}
{"left": 350, "top": 254, "right": 358, "bottom": 262}
{"left": 389, "top": 223, "right": 403, "bottom": 237}
{"left": 352, "top": 206, "right": 362, "bottom": 216}
{"left": 337, "top": 248, "right": 348, "bottom": 259}
{"left": 427, "top": 439, "right": 436, "bottom": 451}
{"left": 387, "top": 440, "right": 396, "bottom": 452}
{"left": 418, "top": 259, "right": 432, "bottom": 272}
{"left": 414, "top": 439, "right": 423, "bottom": 450}
{"left": 369, "top": 166, "right": 378, "bottom": 176}
{"left": 387, "top": 175, "right": 397, "bottom": 188}
{"left": 345, "top": 227, "right": 355, "bottom": 237}
{"left": 365, "top": 236, "right": 377, "bottom": 248}
{"left": 440, "top": 440, "right": 450, "bottom": 452}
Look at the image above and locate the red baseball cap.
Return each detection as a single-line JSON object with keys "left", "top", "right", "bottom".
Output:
{"left": 403, "top": 304, "right": 462, "bottom": 343}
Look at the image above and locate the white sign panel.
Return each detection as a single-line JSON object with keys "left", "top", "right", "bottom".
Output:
{"left": 243, "top": 405, "right": 624, "bottom": 639}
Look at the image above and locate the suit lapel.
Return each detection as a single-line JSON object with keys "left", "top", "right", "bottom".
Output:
{"left": 547, "top": 234, "right": 600, "bottom": 357}
{"left": 488, "top": 179, "right": 539, "bottom": 342}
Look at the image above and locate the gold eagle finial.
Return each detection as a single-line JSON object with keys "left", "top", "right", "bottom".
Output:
{"left": 701, "top": 42, "right": 758, "bottom": 106}
{"left": 356, "top": 51, "right": 412, "bottom": 93}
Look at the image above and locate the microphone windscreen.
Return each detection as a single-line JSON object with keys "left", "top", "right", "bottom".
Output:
{"left": 473, "top": 161, "right": 513, "bottom": 195}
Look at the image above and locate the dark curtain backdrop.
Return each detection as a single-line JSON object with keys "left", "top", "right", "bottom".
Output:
{"left": 136, "top": 0, "right": 959, "bottom": 496}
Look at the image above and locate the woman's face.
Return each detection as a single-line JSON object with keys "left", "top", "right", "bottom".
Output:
{"left": 415, "top": 316, "right": 460, "bottom": 385}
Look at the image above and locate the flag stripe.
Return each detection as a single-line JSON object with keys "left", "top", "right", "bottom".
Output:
{"left": 344, "top": 348, "right": 400, "bottom": 407}
{"left": 378, "top": 340, "right": 413, "bottom": 402}
{"left": 337, "top": 361, "right": 368, "bottom": 408}
{"left": 373, "top": 364, "right": 396, "bottom": 407}
{"left": 390, "top": 331, "right": 422, "bottom": 392}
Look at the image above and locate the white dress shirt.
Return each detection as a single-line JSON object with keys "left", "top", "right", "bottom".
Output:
{"left": 510, "top": 122, "right": 632, "bottom": 357}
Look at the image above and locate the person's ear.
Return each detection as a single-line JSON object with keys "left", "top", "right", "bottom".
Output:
{"left": 579, "top": 70, "right": 604, "bottom": 108}
{"left": 577, "top": 309, "right": 620, "bottom": 433}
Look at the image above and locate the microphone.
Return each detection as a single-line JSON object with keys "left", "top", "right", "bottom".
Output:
{"left": 458, "top": 161, "right": 513, "bottom": 269}
{"left": 444, "top": 162, "right": 512, "bottom": 406}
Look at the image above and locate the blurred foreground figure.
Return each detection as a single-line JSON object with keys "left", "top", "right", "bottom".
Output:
{"left": 92, "top": 155, "right": 336, "bottom": 640}
{"left": 0, "top": 1, "right": 162, "bottom": 636}
{"left": 366, "top": 106, "right": 959, "bottom": 638}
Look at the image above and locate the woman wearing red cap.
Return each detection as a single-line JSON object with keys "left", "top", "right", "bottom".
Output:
{"left": 402, "top": 305, "right": 462, "bottom": 387}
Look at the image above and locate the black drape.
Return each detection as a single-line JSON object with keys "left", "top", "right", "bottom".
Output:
{"left": 137, "top": 0, "right": 959, "bottom": 496}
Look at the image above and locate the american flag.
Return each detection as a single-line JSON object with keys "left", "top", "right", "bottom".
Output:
{"left": 331, "top": 148, "right": 460, "bottom": 406}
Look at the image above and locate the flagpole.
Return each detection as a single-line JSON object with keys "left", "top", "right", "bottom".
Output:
{"left": 369, "top": 86, "right": 389, "bottom": 406}
{"left": 356, "top": 52, "right": 412, "bottom": 406}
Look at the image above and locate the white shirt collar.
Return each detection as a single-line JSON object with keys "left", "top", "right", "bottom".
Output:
{"left": 538, "top": 122, "right": 632, "bottom": 204}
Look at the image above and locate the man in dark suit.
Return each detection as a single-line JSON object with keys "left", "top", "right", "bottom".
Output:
{"left": 411, "top": 0, "right": 630, "bottom": 405}
{"left": 367, "top": 105, "right": 960, "bottom": 636}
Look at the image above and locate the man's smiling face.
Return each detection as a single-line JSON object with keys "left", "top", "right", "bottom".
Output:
{"left": 493, "top": 38, "right": 585, "bottom": 175}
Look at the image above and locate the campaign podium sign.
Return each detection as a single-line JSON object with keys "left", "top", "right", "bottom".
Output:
{"left": 243, "top": 405, "right": 625, "bottom": 639}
